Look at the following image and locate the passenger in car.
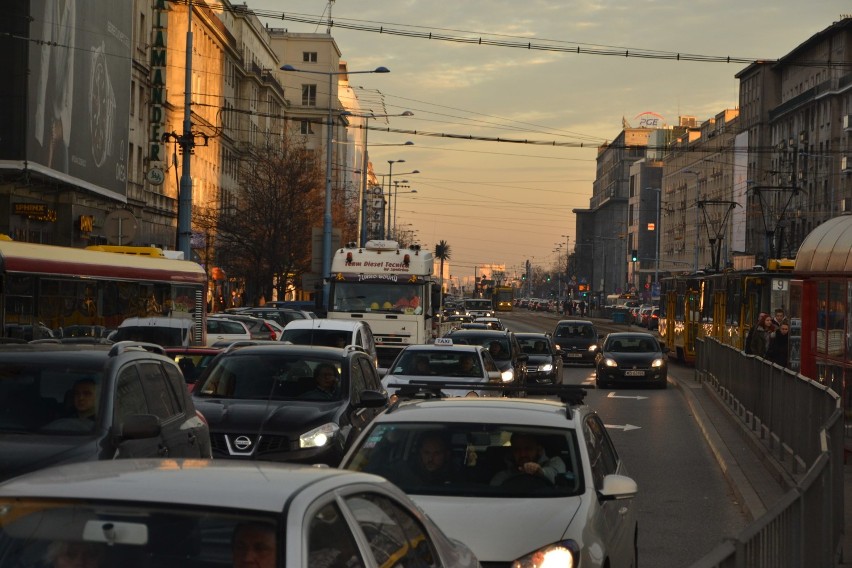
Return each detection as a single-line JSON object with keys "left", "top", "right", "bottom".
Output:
{"left": 490, "top": 432, "right": 566, "bottom": 486}
{"left": 67, "top": 378, "right": 98, "bottom": 421}
{"left": 232, "top": 522, "right": 276, "bottom": 568}
{"left": 45, "top": 540, "right": 106, "bottom": 568}
{"left": 299, "top": 363, "right": 341, "bottom": 400}
{"left": 399, "top": 432, "right": 455, "bottom": 486}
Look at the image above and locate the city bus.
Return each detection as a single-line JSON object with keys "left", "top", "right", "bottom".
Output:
{"left": 0, "top": 239, "right": 207, "bottom": 343}
{"left": 493, "top": 286, "right": 514, "bottom": 312}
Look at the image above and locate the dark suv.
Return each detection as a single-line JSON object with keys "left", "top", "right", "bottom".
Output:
{"left": 553, "top": 319, "right": 600, "bottom": 365}
{"left": 444, "top": 329, "right": 528, "bottom": 392}
{"left": 192, "top": 344, "right": 387, "bottom": 466}
{"left": 0, "top": 342, "right": 212, "bottom": 482}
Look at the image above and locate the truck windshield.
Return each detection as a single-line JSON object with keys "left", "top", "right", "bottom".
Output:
{"left": 331, "top": 282, "right": 426, "bottom": 314}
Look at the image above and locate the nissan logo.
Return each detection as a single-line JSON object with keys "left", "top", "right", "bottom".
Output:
{"left": 234, "top": 436, "right": 253, "bottom": 451}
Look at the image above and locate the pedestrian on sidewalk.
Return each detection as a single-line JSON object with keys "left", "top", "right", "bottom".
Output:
{"left": 766, "top": 322, "right": 790, "bottom": 367}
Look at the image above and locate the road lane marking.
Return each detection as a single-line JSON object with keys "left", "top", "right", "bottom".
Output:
{"left": 604, "top": 423, "right": 641, "bottom": 431}
{"left": 607, "top": 392, "right": 648, "bottom": 400}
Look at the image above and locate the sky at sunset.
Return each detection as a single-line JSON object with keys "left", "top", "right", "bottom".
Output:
{"left": 247, "top": 0, "right": 850, "bottom": 279}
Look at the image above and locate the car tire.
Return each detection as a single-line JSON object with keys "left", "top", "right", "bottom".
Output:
{"left": 656, "top": 376, "right": 668, "bottom": 389}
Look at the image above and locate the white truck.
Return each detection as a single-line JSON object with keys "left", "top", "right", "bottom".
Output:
{"left": 329, "top": 240, "right": 446, "bottom": 367}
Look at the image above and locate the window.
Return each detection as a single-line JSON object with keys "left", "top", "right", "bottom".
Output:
{"left": 302, "top": 84, "right": 317, "bottom": 107}
{"left": 584, "top": 414, "right": 618, "bottom": 490}
{"left": 303, "top": 51, "right": 318, "bottom": 63}
{"left": 300, "top": 120, "right": 314, "bottom": 135}
{"left": 345, "top": 493, "right": 439, "bottom": 568}
{"left": 114, "top": 366, "right": 147, "bottom": 422}
{"left": 349, "top": 357, "right": 366, "bottom": 404}
{"left": 138, "top": 362, "right": 178, "bottom": 420}
{"left": 308, "top": 502, "right": 364, "bottom": 567}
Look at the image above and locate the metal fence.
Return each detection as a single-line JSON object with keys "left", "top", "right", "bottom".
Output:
{"left": 690, "top": 337, "right": 844, "bottom": 568}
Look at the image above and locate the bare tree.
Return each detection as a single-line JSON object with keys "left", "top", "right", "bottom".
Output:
{"left": 201, "top": 135, "right": 323, "bottom": 305}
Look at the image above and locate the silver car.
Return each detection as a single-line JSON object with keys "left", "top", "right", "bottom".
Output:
{"left": 0, "top": 459, "right": 480, "bottom": 567}
{"left": 341, "top": 385, "right": 638, "bottom": 567}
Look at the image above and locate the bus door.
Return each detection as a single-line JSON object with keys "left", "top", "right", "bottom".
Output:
{"left": 712, "top": 289, "right": 727, "bottom": 343}
{"left": 684, "top": 285, "right": 701, "bottom": 361}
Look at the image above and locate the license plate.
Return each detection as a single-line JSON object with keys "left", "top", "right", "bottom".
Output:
{"left": 567, "top": 353, "right": 582, "bottom": 358}
{"left": 624, "top": 370, "right": 645, "bottom": 376}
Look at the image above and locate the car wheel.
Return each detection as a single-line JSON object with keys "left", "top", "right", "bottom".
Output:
{"left": 656, "top": 376, "right": 668, "bottom": 389}
{"left": 596, "top": 378, "right": 609, "bottom": 389}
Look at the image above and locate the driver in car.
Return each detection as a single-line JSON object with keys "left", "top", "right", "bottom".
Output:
{"left": 490, "top": 432, "right": 565, "bottom": 486}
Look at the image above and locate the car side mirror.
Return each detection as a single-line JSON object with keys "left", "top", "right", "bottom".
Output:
{"left": 357, "top": 389, "right": 388, "bottom": 408}
{"left": 598, "top": 473, "right": 638, "bottom": 501}
{"left": 117, "top": 414, "right": 161, "bottom": 440}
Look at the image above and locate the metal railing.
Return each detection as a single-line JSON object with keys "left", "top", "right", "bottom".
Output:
{"left": 690, "top": 337, "right": 843, "bottom": 568}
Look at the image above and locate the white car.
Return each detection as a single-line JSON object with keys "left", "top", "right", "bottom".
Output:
{"left": 0, "top": 459, "right": 480, "bottom": 567}
{"left": 381, "top": 342, "right": 505, "bottom": 397}
{"left": 205, "top": 317, "right": 251, "bottom": 346}
{"left": 281, "top": 318, "right": 378, "bottom": 367}
{"left": 340, "top": 384, "right": 638, "bottom": 567}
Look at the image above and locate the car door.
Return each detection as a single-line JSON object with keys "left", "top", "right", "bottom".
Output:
{"left": 137, "top": 361, "right": 192, "bottom": 457}
{"left": 584, "top": 413, "right": 633, "bottom": 566}
{"left": 163, "top": 363, "right": 209, "bottom": 456}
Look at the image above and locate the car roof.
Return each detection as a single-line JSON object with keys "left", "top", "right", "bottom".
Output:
{"left": 447, "top": 329, "right": 510, "bottom": 337}
{"left": 556, "top": 319, "right": 594, "bottom": 326}
{"left": 0, "top": 459, "right": 383, "bottom": 513}
{"left": 283, "top": 319, "right": 365, "bottom": 331}
{"left": 218, "top": 344, "right": 351, "bottom": 357}
{"left": 605, "top": 331, "right": 657, "bottom": 338}
{"left": 380, "top": 396, "right": 585, "bottom": 428}
{"left": 400, "top": 344, "right": 483, "bottom": 353}
{"left": 0, "top": 344, "right": 113, "bottom": 363}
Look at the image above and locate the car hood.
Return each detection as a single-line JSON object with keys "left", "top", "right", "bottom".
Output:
{"left": 525, "top": 354, "right": 554, "bottom": 365}
{"left": 0, "top": 435, "right": 101, "bottom": 482}
{"left": 555, "top": 337, "right": 597, "bottom": 350}
{"left": 194, "top": 398, "right": 342, "bottom": 433}
{"left": 410, "top": 494, "right": 582, "bottom": 562}
{"left": 382, "top": 374, "right": 490, "bottom": 397}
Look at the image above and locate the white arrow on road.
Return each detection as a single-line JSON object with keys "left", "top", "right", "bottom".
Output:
{"left": 607, "top": 392, "right": 648, "bottom": 400}
{"left": 604, "top": 423, "right": 642, "bottom": 431}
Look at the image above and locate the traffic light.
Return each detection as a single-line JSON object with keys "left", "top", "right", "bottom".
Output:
{"left": 521, "top": 273, "right": 526, "bottom": 280}
{"left": 546, "top": 274, "right": 551, "bottom": 282}
{"left": 631, "top": 249, "right": 638, "bottom": 262}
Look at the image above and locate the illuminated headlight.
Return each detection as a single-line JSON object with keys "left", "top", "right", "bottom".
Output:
{"left": 588, "top": 344, "right": 599, "bottom": 352}
{"left": 501, "top": 369, "right": 515, "bottom": 383}
{"left": 539, "top": 363, "right": 553, "bottom": 373}
{"left": 300, "top": 423, "right": 339, "bottom": 449}
{"left": 512, "top": 540, "right": 578, "bottom": 568}
{"left": 603, "top": 358, "right": 618, "bottom": 367}
{"left": 651, "top": 358, "right": 665, "bottom": 368}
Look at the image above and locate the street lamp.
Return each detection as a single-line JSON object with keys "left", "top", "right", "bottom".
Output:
{"left": 385, "top": 159, "right": 404, "bottom": 238}
{"left": 342, "top": 110, "right": 413, "bottom": 246}
{"left": 393, "top": 181, "right": 418, "bottom": 236}
{"left": 280, "top": 63, "right": 389, "bottom": 309}
{"left": 644, "top": 187, "right": 661, "bottom": 297}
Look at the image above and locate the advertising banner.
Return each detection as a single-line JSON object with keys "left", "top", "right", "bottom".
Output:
{"left": 25, "top": 0, "right": 132, "bottom": 200}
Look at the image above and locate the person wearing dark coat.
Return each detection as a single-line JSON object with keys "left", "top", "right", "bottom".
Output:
{"left": 765, "top": 322, "right": 790, "bottom": 367}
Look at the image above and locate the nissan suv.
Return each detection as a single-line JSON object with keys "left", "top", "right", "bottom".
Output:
{"left": 192, "top": 343, "right": 387, "bottom": 466}
{"left": 0, "top": 342, "right": 212, "bottom": 482}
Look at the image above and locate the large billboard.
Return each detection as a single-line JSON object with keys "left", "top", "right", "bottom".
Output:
{"left": 24, "top": 0, "right": 132, "bottom": 200}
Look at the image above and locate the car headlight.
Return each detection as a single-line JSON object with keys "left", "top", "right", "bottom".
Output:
{"left": 588, "top": 344, "right": 599, "bottom": 352}
{"left": 512, "top": 540, "right": 578, "bottom": 568}
{"left": 539, "top": 363, "right": 553, "bottom": 373}
{"left": 501, "top": 369, "right": 515, "bottom": 383}
{"left": 603, "top": 357, "right": 618, "bottom": 367}
{"left": 651, "top": 358, "right": 665, "bottom": 368}
{"left": 300, "top": 423, "right": 339, "bottom": 449}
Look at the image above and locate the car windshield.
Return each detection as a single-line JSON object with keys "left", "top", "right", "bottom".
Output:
{"left": 606, "top": 336, "right": 658, "bottom": 353}
{"left": 517, "top": 337, "right": 550, "bottom": 354}
{"left": 450, "top": 335, "right": 510, "bottom": 361}
{"left": 463, "top": 300, "right": 492, "bottom": 311}
{"left": 0, "top": 500, "right": 276, "bottom": 568}
{"left": 195, "top": 353, "right": 345, "bottom": 401}
{"left": 280, "top": 329, "right": 351, "bottom": 348}
{"left": 0, "top": 363, "right": 104, "bottom": 435}
{"left": 555, "top": 325, "right": 594, "bottom": 339}
{"left": 390, "top": 351, "right": 482, "bottom": 377}
{"left": 331, "top": 282, "right": 426, "bottom": 314}
{"left": 344, "top": 423, "right": 583, "bottom": 498}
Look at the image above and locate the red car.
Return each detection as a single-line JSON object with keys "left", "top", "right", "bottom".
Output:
{"left": 164, "top": 346, "right": 223, "bottom": 391}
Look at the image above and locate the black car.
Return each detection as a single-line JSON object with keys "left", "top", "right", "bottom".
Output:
{"left": 444, "top": 329, "right": 528, "bottom": 392}
{"left": 0, "top": 342, "right": 212, "bottom": 482}
{"left": 515, "top": 332, "right": 563, "bottom": 384}
{"left": 552, "top": 319, "right": 600, "bottom": 366}
{"left": 595, "top": 332, "right": 668, "bottom": 389}
{"left": 192, "top": 344, "right": 387, "bottom": 466}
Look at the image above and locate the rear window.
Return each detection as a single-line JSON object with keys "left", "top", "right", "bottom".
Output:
{"left": 113, "top": 326, "right": 186, "bottom": 347}
{"left": 281, "top": 329, "right": 350, "bottom": 348}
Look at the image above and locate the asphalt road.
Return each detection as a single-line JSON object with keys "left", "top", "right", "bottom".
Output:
{"left": 501, "top": 310, "right": 750, "bottom": 568}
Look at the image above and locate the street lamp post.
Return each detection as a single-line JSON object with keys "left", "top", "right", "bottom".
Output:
{"left": 392, "top": 181, "right": 414, "bottom": 236}
{"left": 385, "top": 159, "right": 403, "bottom": 239}
{"left": 280, "top": 63, "right": 389, "bottom": 309}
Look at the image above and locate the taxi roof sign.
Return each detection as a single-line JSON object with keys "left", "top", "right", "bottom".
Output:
{"left": 434, "top": 337, "right": 453, "bottom": 345}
